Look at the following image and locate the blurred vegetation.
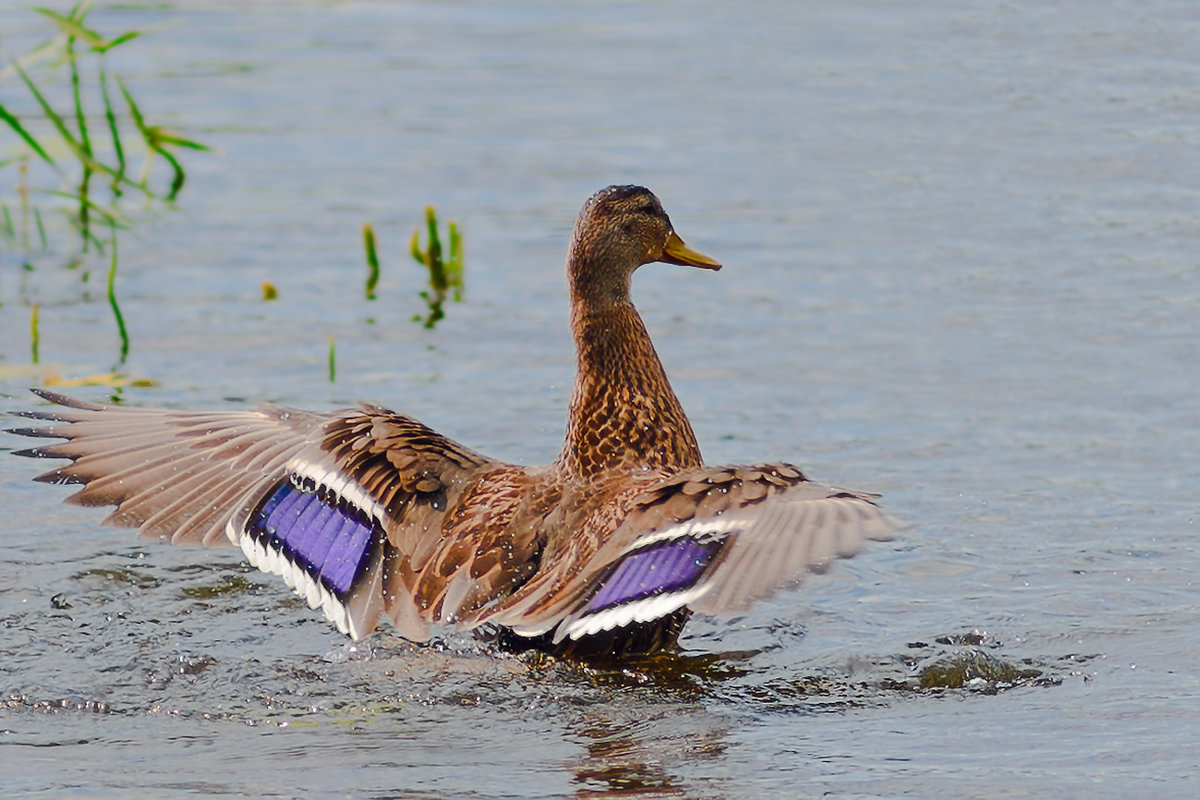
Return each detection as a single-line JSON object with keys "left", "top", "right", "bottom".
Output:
{"left": 3, "top": 2, "right": 470, "bottom": 386}
{"left": 362, "top": 222, "right": 380, "bottom": 301}
{"left": 1, "top": 1, "right": 208, "bottom": 373}
{"left": 1, "top": 2, "right": 209, "bottom": 262}
{"left": 409, "top": 205, "right": 463, "bottom": 329}
{"left": 355, "top": 207, "right": 466, "bottom": 335}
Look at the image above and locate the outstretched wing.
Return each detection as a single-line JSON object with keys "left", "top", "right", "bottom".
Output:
{"left": 493, "top": 464, "right": 900, "bottom": 644}
{"left": 8, "top": 389, "right": 515, "bottom": 641}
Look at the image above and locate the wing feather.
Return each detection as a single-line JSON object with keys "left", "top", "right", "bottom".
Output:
{"left": 7, "top": 389, "right": 528, "bottom": 643}
{"left": 506, "top": 464, "right": 900, "bottom": 641}
{"left": 10, "top": 392, "right": 897, "bottom": 651}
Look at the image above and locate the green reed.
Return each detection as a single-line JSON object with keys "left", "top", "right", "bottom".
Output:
{"left": 363, "top": 223, "right": 380, "bottom": 301}
{"left": 106, "top": 223, "right": 128, "bottom": 364}
{"left": 0, "top": 1, "right": 209, "bottom": 366}
{"left": 409, "top": 205, "right": 463, "bottom": 328}
{"left": 30, "top": 303, "right": 41, "bottom": 364}
{"left": 2, "top": 4, "right": 209, "bottom": 251}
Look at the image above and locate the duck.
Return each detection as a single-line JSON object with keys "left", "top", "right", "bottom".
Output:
{"left": 8, "top": 185, "right": 899, "bottom": 661}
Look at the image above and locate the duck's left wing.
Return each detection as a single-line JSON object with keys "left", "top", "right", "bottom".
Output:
{"left": 538, "top": 464, "right": 900, "bottom": 644}
{"left": 8, "top": 389, "right": 498, "bottom": 641}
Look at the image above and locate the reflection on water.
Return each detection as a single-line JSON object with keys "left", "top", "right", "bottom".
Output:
{"left": 571, "top": 713, "right": 695, "bottom": 798}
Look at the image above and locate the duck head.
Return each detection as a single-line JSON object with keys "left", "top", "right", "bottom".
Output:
{"left": 568, "top": 185, "right": 721, "bottom": 308}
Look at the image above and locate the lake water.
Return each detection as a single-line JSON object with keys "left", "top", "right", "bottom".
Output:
{"left": 1, "top": 1, "right": 1198, "bottom": 798}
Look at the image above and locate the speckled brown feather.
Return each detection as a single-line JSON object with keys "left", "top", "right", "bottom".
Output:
{"left": 11, "top": 392, "right": 548, "bottom": 642}
{"left": 560, "top": 303, "right": 701, "bottom": 477}
{"left": 557, "top": 185, "right": 707, "bottom": 480}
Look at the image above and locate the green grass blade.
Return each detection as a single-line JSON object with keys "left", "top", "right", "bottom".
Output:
{"left": 99, "top": 66, "right": 125, "bottom": 182}
{"left": 14, "top": 63, "right": 121, "bottom": 183}
{"left": 0, "top": 33, "right": 65, "bottom": 84}
{"left": 68, "top": 38, "right": 93, "bottom": 157}
{"left": 0, "top": 103, "right": 56, "bottom": 166}
{"left": 69, "top": 0, "right": 94, "bottom": 21}
{"left": 35, "top": 207, "right": 48, "bottom": 250}
{"left": 39, "top": 189, "right": 130, "bottom": 228}
{"left": 426, "top": 210, "right": 448, "bottom": 293}
{"left": 409, "top": 229, "right": 422, "bottom": 263}
{"left": 107, "top": 224, "right": 129, "bottom": 364}
{"left": 424, "top": 206, "right": 443, "bottom": 278}
{"left": 151, "top": 131, "right": 210, "bottom": 151}
{"left": 96, "top": 30, "right": 143, "bottom": 53}
{"left": 15, "top": 62, "right": 76, "bottom": 140}
{"left": 78, "top": 166, "right": 93, "bottom": 252}
{"left": 327, "top": 337, "right": 336, "bottom": 383}
{"left": 117, "top": 76, "right": 148, "bottom": 134}
{"left": 156, "top": 144, "right": 185, "bottom": 200}
{"left": 363, "top": 223, "right": 380, "bottom": 300}
{"left": 18, "top": 158, "right": 30, "bottom": 249}
{"left": 447, "top": 221, "right": 463, "bottom": 298}
{"left": 447, "top": 221, "right": 462, "bottom": 266}
{"left": 119, "top": 75, "right": 187, "bottom": 197}
{"left": 65, "top": 214, "right": 106, "bottom": 253}
{"left": 30, "top": 303, "right": 41, "bottom": 365}
{"left": 34, "top": 7, "right": 106, "bottom": 49}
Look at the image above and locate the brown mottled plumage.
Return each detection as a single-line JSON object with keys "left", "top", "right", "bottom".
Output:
{"left": 8, "top": 185, "right": 899, "bottom": 661}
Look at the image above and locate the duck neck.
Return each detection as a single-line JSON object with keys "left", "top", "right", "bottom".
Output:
{"left": 559, "top": 294, "right": 702, "bottom": 480}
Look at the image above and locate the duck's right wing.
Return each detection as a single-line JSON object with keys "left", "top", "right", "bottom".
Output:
{"left": 494, "top": 464, "right": 900, "bottom": 644}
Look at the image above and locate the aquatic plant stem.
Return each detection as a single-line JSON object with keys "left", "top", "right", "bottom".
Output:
{"left": 363, "top": 223, "right": 380, "bottom": 300}
{"left": 409, "top": 206, "right": 464, "bottom": 328}
{"left": 68, "top": 35, "right": 96, "bottom": 251}
{"left": 0, "top": 104, "right": 56, "bottom": 166}
{"left": 19, "top": 159, "right": 31, "bottom": 251}
{"left": 31, "top": 303, "right": 41, "bottom": 364}
{"left": 106, "top": 225, "right": 129, "bottom": 364}
{"left": 99, "top": 66, "right": 126, "bottom": 191}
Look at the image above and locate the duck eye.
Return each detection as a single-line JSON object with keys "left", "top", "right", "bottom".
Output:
{"left": 637, "top": 203, "right": 656, "bottom": 215}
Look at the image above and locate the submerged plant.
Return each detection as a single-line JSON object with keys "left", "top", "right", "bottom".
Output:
{"left": 409, "top": 205, "right": 463, "bottom": 328}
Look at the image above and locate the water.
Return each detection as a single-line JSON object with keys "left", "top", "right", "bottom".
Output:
{"left": 2, "top": 1, "right": 1198, "bottom": 797}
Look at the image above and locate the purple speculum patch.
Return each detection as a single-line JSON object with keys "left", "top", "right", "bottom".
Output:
{"left": 586, "top": 535, "right": 723, "bottom": 612}
{"left": 247, "top": 481, "right": 376, "bottom": 598}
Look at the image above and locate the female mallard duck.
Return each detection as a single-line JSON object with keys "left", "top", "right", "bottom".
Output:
{"left": 10, "top": 185, "right": 898, "bottom": 660}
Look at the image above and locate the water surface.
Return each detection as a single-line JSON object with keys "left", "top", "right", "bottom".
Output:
{"left": 1, "top": 1, "right": 1197, "bottom": 798}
